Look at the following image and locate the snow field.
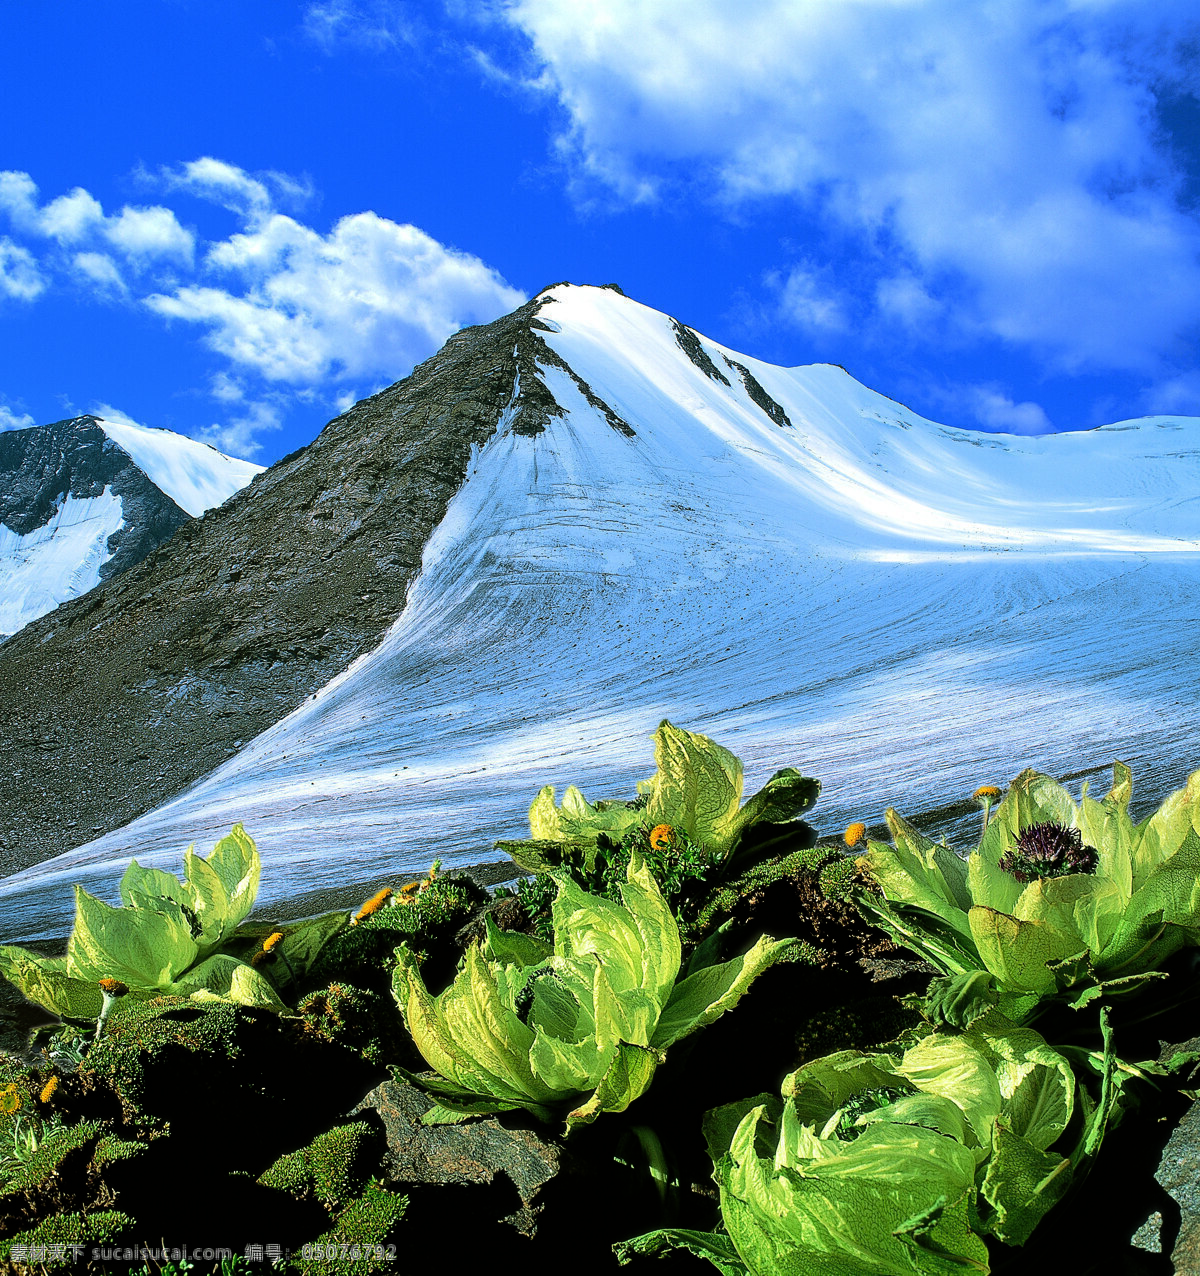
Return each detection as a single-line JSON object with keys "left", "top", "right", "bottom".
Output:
{"left": 3, "top": 285, "right": 1199, "bottom": 938}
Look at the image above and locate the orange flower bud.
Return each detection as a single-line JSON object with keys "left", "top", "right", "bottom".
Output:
{"left": 648, "top": 824, "right": 676, "bottom": 851}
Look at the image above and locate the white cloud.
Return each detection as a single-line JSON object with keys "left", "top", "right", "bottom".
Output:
{"left": 0, "top": 171, "right": 194, "bottom": 271}
{"left": 146, "top": 206, "right": 525, "bottom": 384}
{"left": 0, "top": 402, "right": 34, "bottom": 431}
{"left": 1141, "top": 373, "right": 1200, "bottom": 418}
{"left": 962, "top": 385, "right": 1053, "bottom": 435}
{"left": 0, "top": 171, "right": 39, "bottom": 228}
{"left": 39, "top": 188, "right": 104, "bottom": 243}
{"left": 200, "top": 396, "right": 284, "bottom": 460}
{"left": 0, "top": 159, "right": 524, "bottom": 454}
{"left": 0, "top": 238, "right": 45, "bottom": 300}
{"left": 498, "top": 0, "right": 1200, "bottom": 374}
{"left": 72, "top": 252, "right": 127, "bottom": 294}
{"left": 105, "top": 206, "right": 194, "bottom": 265}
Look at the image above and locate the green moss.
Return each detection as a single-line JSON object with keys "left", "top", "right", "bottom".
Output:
{"left": 259, "top": 1121, "right": 379, "bottom": 1211}
{"left": 0, "top": 1119, "right": 102, "bottom": 1195}
{"left": 311, "top": 876, "right": 487, "bottom": 993}
{"left": 817, "top": 853, "right": 861, "bottom": 902}
{"left": 680, "top": 842, "right": 898, "bottom": 971}
{"left": 290, "top": 1181, "right": 407, "bottom": 1274}
{"left": 0, "top": 1208, "right": 131, "bottom": 1262}
{"left": 89, "top": 996, "right": 246, "bottom": 1081}
{"left": 793, "top": 998, "right": 922, "bottom": 1066}
{"left": 82, "top": 998, "right": 245, "bottom": 1134}
{"left": 92, "top": 1132, "right": 145, "bottom": 1171}
{"left": 297, "top": 983, "right": 410, "bottom": 1067}
{"left": 686, "top": 845, "right": 839, "bottom": 941}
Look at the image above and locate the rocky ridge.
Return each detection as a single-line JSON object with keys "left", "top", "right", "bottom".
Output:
{"left": 0, "top": 287, "right": 622, "bottom": 878}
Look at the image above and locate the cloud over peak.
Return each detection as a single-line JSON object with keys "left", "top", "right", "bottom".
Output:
{"left": 500, "top": 0, "right": 1200, "bottom": 375}
{"left": 0, "top": 159, "right": 525, "bottom": 456}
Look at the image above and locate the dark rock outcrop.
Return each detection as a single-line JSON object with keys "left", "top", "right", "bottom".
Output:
{"left": 0, "top": 416, "right": 191, "bottom": 595}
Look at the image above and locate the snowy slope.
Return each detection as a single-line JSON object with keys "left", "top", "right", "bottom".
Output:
{"left": 0, "top": 490, "right": 125, "bottom": 637}
{"left": 4, "top": 284, "right": 1200, "bottom": 938}
{"left": 96, "top": 417, "right": 263, "bottom": 519}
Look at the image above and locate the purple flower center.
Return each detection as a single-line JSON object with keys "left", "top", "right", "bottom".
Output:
{"left": 998, "top": 821, "right": 1098, "bottom": 882}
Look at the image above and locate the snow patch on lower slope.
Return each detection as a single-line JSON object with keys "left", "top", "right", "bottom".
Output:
{"left": 4, "top": 284, "right": 1200, "bottom": 939}
{"left": 0, "top": 489, "right": 124, "bottom": 638}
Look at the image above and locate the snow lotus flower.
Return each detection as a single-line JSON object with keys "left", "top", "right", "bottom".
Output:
{"left": 391, "top": 851, "right": 790, "bottom": 1133}
{"left": 0, "top": 826, "right": 348, "bottom": 1016}
{"left": 856, "top": 764, "right": 1200, "bottom": 1023}
{"left": 618, "top": 1016, "right": 1097, "bottom": 1273}
{"left": 500, "top": 720, "right": 820, "bottom": 879}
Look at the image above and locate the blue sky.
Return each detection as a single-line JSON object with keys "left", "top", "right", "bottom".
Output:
{"left": 2, "top": 0, "right": 1199, "bottom": 464}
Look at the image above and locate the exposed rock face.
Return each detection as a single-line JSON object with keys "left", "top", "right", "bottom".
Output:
{"left": 0, "top": 416, "right": 191, "bottom": 584}
{"left": 352, "top": 1078, "right": 567, "bottom": 1237}
{"left": 1159, "top": 1100, "right": 1200, "bottom": 1274}
{"left": 0, "top": 294, "right": 561, "bottom": 878}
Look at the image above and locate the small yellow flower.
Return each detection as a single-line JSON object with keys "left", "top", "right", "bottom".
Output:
{"left": 352, "top": 887, "right": 395, "bottom": 924}
{"left": 974, "top": 785, "right": 1003, "bottom": 834}
{"left": 648, "top": 825, "right": 676, "bottom": 851}
{"left": 0, "top": 1082, "right": 21, "bottom": 1115}
{"left": 843, "top": 822, "right": 867, "bottom": 849}
{"left": 98, "top": 979, "right": 128, "bottom": 998}
{"left": 250, "top": 949, "right": 269, "bottom": 967}
{"left": 262, "top": 931, "right": 285, "bottom": 954}
{"left": 40, "top": 1076, "right": 59, "bottom": 1104}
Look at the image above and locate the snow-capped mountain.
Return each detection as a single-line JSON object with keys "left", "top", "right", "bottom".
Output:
{"left": 3, "top": 283, "right": 1200, "bottom": 940}
{"left": 0, "top": 415, "right": 261, "bottom": 638}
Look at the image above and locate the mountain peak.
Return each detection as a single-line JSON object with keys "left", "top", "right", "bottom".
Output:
{"left": 0, "top": 416, "right": 261, "bottom": 643}
{"left": 4, "top": 284, "right": 1200, "bottom": 939}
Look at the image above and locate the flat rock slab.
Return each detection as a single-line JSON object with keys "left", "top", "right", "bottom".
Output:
{"left": 352, "top": 1078, "right": 568, "bottom": 1236}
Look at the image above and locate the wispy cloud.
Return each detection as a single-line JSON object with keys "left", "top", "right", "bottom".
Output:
{"left": 71, "top": 252, "right": 128, "bottom": 295}
{"left": 497, "top": 0, "right": 1200, "bottom": 377}
{"left": 771, "top": 262, "right": 850, "bottom": 336}
{"left": 961, "top": 385, "right": 1052, "bottom": 436}
{"left": 0, "top": 158, "right": 524, "bottom": 456}
{"left": 161, "top": 157, "right": 312, "bottom": 226}
{"left": 0, "top": 401, "right": 35, "bottom": 431}
{"left": 301, "top": 1, "right": 415, "bottom": 53}
{"left": 0, "top": 238, "right": 45, "bottom": 300}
